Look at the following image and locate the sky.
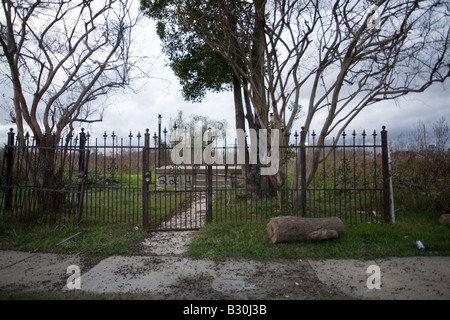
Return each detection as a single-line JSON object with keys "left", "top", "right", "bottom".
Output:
{"left": 1, "top": 4, "right": 449, "bottom": 148}
{"left": 85, "top": 15, "right": 449, "bottom": 148}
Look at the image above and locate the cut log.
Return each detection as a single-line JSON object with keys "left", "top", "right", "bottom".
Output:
{"left": 267, "top": 216, "right": 345, "bottom": 244}
{"left": 439, "top": 214, "right": 450, "bottom": 225}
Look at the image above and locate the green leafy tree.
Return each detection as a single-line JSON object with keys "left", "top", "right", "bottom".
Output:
{"left": 141, "top": 0, "right": 272, "bottom": 195}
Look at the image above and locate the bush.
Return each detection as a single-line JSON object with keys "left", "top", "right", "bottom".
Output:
{"left": 391, "top": 118, "right": 449, "bottom": 214}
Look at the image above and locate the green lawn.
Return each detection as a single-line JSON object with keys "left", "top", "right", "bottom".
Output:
{"left": 2, "top": 207, "right": 447, "bottom": 266}
{"left": 0, "top": 219, "right": 148, "bottom": 257}
{"left": 188, "top": 209, "right": 450, "bottom": 260}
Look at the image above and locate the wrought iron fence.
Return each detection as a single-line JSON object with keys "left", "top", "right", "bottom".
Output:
{"left": 202, "top": 127, "right": 391, "bottom": 226}
{"left": 0, "top": 129, "right": 88, "bottom": 225}
{"left": 0, "top": 125, "right": 392, "bottom": 228}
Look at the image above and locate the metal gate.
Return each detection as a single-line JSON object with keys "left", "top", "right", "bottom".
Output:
{"left": 142, "top": 129, "right": 212, "bottom": 231}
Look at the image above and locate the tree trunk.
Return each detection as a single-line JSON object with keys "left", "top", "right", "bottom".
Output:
{"left": 267, "top": 216, "right": 345, "bottom": 244}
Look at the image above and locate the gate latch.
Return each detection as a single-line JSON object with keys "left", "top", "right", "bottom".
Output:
{"left": 77, "top": 172, "right": 87, "bottom": 185}
{"left": 144, "top": 171, "right": 151, "bottom": 184}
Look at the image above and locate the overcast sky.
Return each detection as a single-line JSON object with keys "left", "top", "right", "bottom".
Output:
{"left": 86, "top": 17, "right": 449, "bottom": 148}
{"left": 1, "top": 5, "right": 449, "bottom": 147}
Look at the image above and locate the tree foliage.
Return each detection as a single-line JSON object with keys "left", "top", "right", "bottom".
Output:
{"left": 144, "top": 0, "right": 234, "bottom": 102}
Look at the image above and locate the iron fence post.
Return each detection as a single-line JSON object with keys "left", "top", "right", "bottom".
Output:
{"left": 206, "top": 128, "right": 213, "bottom": 222}
{"left": 158, "top": 114, "right": 162, "bottom": 168}
{"left": 4, "top": 128, "right": 15, "bottom": 211}
{"left": 77, "top": 129, "right": 87, "bottom": 224}
{"left": 300, "top": 127, "right": 307, "bottom": 218}
{"left": 381, "top": 126, "right": 391, "bottom": 224}
{"left": 142, "top": 129, "right": 150, "bottom": 230}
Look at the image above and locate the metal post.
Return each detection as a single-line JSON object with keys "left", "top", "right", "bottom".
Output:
{"left": 77, "top": 129, "right": 87, "bottom": 224}
{"left": 142, "top": 129, "right": 150, "bottom": 230}
{"left": 163, "top": 127, "right": 168, "bottom": 166}
{"left": 4, "top": 128, "right": 15, "bottom": 211}
{"left": 381, "top": 126, "right": 391, "bottom": 224}
{"left": 388, "top": 140, "right": 395, "bottom": 227}
{"left": 206, "top": 128, "right": 213, "bottom": 222}
{"left": 158, "top": 114, "right": 162, "bottom": 168}
{"left": 300, "top": 127, "right": 307, "bottom": 218}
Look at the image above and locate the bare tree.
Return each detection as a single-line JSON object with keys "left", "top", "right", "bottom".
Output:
{"left": 0, "top": 0, "right": 144, "bottom": 211}
{"left": 0, "top": 0, "right": 142, "bottom": 146}
{"left": 288, "top": 0, "right": 449, "bottom": 208}
{"left": 186, "top": 0, "right": 449, "bottom": 208}
{"left": 432, "top": 117, "right": 449, "bottom": 153}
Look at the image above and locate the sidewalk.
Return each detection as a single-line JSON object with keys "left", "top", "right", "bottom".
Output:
{"left": 0, "top": 250, "right": 449, "bottom": 300}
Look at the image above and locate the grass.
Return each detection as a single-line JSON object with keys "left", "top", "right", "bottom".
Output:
{"left": 187, "top": 209, "right": 450, "bottom": 260}
{"left": 0, "top": 218, "right": 148, "bottom": 257}
{"left": 0, "top": 194, "right": 448, "bottom": 260}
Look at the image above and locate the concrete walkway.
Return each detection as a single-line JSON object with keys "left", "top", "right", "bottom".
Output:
{"left": 0, "top": 249, "right": 449, "bottom": 300}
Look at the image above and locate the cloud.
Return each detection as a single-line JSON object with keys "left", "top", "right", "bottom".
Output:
{"left": 350, "top": 82, "right": 449, "bottom": 140}
{"left": 1, "top": 2, "right": 448, "bottom": 149}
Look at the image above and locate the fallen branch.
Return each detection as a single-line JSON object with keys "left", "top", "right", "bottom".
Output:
{"left": 56, "top": 232, "right": 82, "bottom": 246}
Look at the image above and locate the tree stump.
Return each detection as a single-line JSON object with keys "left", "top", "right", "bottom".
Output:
{"left": 267, "top": 216, "right": 345, "bottom": 244}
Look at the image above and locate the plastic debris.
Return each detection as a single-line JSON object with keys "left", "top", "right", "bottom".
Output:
{"left": 416, "top": 240, "right": 425, "bottom": 250}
